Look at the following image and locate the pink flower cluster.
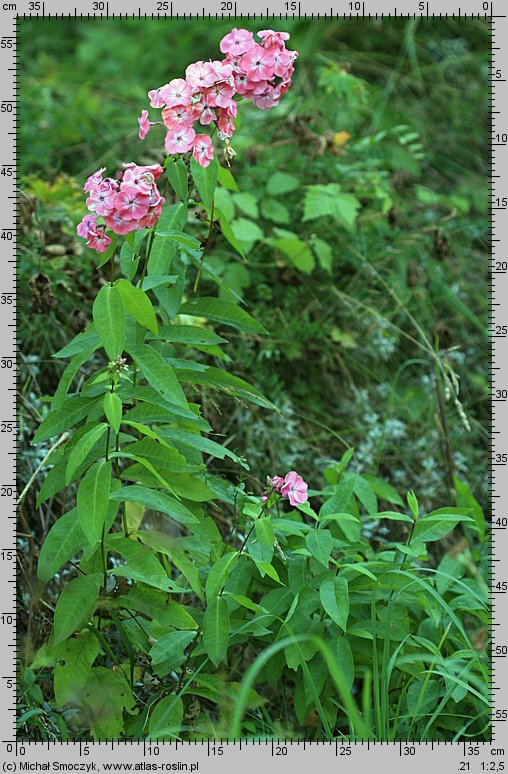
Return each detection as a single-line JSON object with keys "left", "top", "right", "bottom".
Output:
{"left": 262, "top": 471, "right": 308, "bottom": 507}
{"left": 76, "top": 163, "right": 165, "bottom": 252}
{"left": 138, "top": 28, "right": 297, "bottom": 167}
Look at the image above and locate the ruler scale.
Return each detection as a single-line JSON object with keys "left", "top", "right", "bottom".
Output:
{"left": 5, "top": 3, "right": 502, "bottom": 771}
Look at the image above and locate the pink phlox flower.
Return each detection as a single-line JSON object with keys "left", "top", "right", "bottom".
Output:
{"left": 271, "top": 475, "right": 285, "bottom": 493}
{"left": 217, "top": 111, "right": 235, "bottom": 138}
{"left": 240, "top": 44, "right": 276, "bottom": 82}
{"left": 138, "top": 109, "right": 151, "bottom": 140}
{"left": 122, "top": 166, "right": 156, "bottom": 194}
{"left": 206, "top": 81, "right": 235, "bottom": 109}
{"left": 280, "top": 471, "right": 308, "bottom": 506}
{"left": 83, "top": 167, "right": 105, "bottom": 193}
{"left": 86, "top": 228, "right": 112, "bottom": 254}
{"left": 220, "top": 28, "right": 255, "bottom": 57}
{"left": 76, "top": 214, "right": 98, "bottom": 239}
{"left": 192, "top": 134, "right": 214, "bottom": 168}
{"left": 114, "top": 185, "right": 151, "bottom": 221}
{"left": 258, "top": 29, "right": 290, "bottom": 48}
{"left": 185, "top": 61, "right": 217, "bottom": 90}
{"left": 103, "top": 210, "right": 138, "bottom": 235}
{"left": 271, "top": 48, "right": 293, "bottom": 77}
{"left": 160, "top": 78, "right": 192, "bottom": 108}
{"left": 208, "top": 60, "right": 234, "bottom": 82}
{"left": 253, "top": 85, "right": 280, "bottom": 111}
{"left": 162, "top": 104, "right": 194, "bottom": 130}
{"left": 164, "top": 125, "right": 196, "bottom": 154}
{"left": 148, "top": 86, "right": 168, "bottom": 108}
{"left": 122, "top": 162, "right": 163, "bottom": 181}
{"left": 86, "top": 179, "right": 118, "bottom": 217}
{"left": 261, "top": 493, "right": 269, "bottom": 503}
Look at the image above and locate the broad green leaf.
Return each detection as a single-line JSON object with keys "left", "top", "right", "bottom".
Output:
{"left": 107, "top": 534, "right": 182, "bottom": 593}
{"left": 217, "top": 165, "right": 239, "bottom": 192}
{"left": 232, "top": 192, "right": 259, "bottom": 219}
{"left": 205, "top": 551, "right": 239, "bottom": 600}
{"left": 374, "top": 511, "right": 414, "bottom": 523}
{"left": 140, "top": 275, "right": 178, "bottom": 291}
{"left": 135, "top": 531, "right": 204, "bottom": 602}
{"left": 303, "top": 184, "right": 360, "bottom": 230}
{"left": 305, "top": 529, "right": 332, "bottom": 567}
{"left": 52, "top": 347, "right": 97, "bottom": 411}
{"left": 116, "top": 278, "right": 158, "bottom": 335}
{"left": 320, "top": 512, "right": 361, "bottom": 542}
{"left": 123, "top": 399, "right": 210, "bottom": 431}
{"left": 363, "top": 474, "right": 404, "bottom": 506}
{"left": 203, "top": 595, "right": 229, "bottom": 666}
{"left": 320, "top": 475, "right": 356, "bottom": 518}
{"left": 53, "top": 573, "right": 102, "bottom": 646}
{"left": 250, "top": 518, "right": 274, "bottom": 564}
{"left": 38, "top": 508, "right": 84, "bottom": 582}
{"left": 121, "top": 437, "right": 201, "bottom": 475}
{"left": 53, "top": 327, "right": 101, "bottom": 360}
{"left": 157, "top": 324, "right": 227, "bottom": 346}
{"left": 214, "top": 207, "right": 245, "bottom": 258}
{"left": 149, "top": 631, "right": 196, "bottom": 666}
{"left": 319, "top": 575, "right": 349, "bottom": 631}
{"left": 412, "top": 508, "right": 474, "bottom": 543}
{"left": 310, "top": 237, "right": 333, "bottom": 272}
{"left": 154, "top": 230, "right": 201, "bottom": 251}
{"left": 110, "top": 485, "right": 199, "bottom": 526}
{"left": 103, "top": 392, "right": 122, "bottom": 434}
{"left": 129, "top": 344, "right": 188, "bottom": 407}
{"left": 92, "top": 284, "right": 125, "bottom": 360}
{"left": 267, "top": 172, "right": 299, "bottom": 196}
{"left": 165, "top": 158, "right": 188, "bottom": 200}
{"left": 148, "top": 202, "right": 187, "bottom": 277}
{"left": 336, "top": 637, "right": 354, "bottom": 691}
{"left": 160, "top": 427, "right": 245, "bottom": 467}
{"left": 33, "top": 396, "right": 99, "bottom": 444}
{"left": 179, "top": 297, "right": 268, "bottom": 335}
{"left": 65, "top": 423, "right": 108, "bottom": 485}
{"left": 454, "top": 476, "right": 485, "bottom": 538}
{"left": 232, "top": 217, "right": 264, "bottom": 247}
{"left": 81, "top": 667, "right": 134, "bottom": 740}
{"left": 148, "top": 695, "right": 184, "bottom": 740}
{"left": 77, "top": 460, "right": 112, "bottom": 547}
{"left": 353, "top": 475, "right": 377, "bottom": 515}
{"left": 190, "top": 154, "right": 218, "bottom": 209}
{"left": 260, "top": 198, "right": 290, "bottom": 225}
{"left": 54, "top": 628, "right": 100, "bottom": 706}
{"left": 268, "top": 236, "right": 314, "bottom": 273}
{"left": 174, "top": 365, "right": 274, "bottom": 410}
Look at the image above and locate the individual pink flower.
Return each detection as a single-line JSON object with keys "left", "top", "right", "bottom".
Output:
{"left": 164, "top": 125, "right": 196, "bottom": 154}
{"left": 86, "top": 228, "right": 112, "bottom": 254}
{"left": 220, "top": 28, "right": 255, "bottom": 56}
{"left": 160, "top": 78, "right": 192, "bottom": 108}
{"left": 103, "top": 210, "right": 138, "bottom": 235}
{"left": 148, "top": 86, "right": 168, "bottom": 108}
{"left": 193, "top": 134, "right": 214, "bottom": 168}
{"left": 271, "top": 475, "right": 285, "bottom": 493}
{"left": 76, "top": 214, "right": 98, "bottom": 239}
{"left": 83, "top": 167, "right": 105, "bottom": 193}
{"left": 138, "top": 109, "right": 151, "bottom": 140}
{"left": 217, "top": 111, "right": 235, "bottom": 138}
{"left": 272, "top": 48, "right": 293, "bottom": 77}
{"left": 185, "top": 61, "right": 216, "bottom": 90}
{"left": 86, "top": 178, "right": 118, "bottom": 217}
{"left": 162, "top": 104, "right": 194, "bottom": 130}
{"left": 209, "top": 60, "right": 234, "bottom": 83}
{"left": 281, "top": 471, "right": 308, "bottom": 506}
{"left": 241, "top": 44, "right": 276, "bottom": 82}
{"left": 123, "top": 162, "right": 163, "bottom": 181}
{"left": 258, "top": 29, "right": 290, "bottom": 48}
{"left": 206, "top": 81, "right": 235, "bottom": 109}
{"left": 114, "top": 185, "right": 150, "bottom": 221}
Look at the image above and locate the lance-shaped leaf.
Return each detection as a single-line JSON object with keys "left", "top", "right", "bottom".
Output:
{"left": 203, "top": 595, "right": 229, "bottom": 666}
{"left": 116, "top": 278, "right": 158, "bottom": 335}
{"left": 103, "top": 392, "right": 122, "bottom": 434}
{"left": 319, "top": 575, "right": 349, "bottom": 631}
{"left": 92, "top": 284, "right": 125, "bottom": 360}
{"left": 165, "top": 158, "right": 189, "bottom": 200}
{"left": 178, "top": 297, "right": 268, "bottom": 335}
{"left": 53, "top": 573, "right": 102, "bottom": 646}
{"left": 128, "top": 344, "right": 188, "bottom": 408}
{"left": 38, "top": 508, "right": 84, "bottom": 582}
{"left": 109, "top": 485, "right": 199, "bottom": 526}
{"left": 77, "top": 460, "right": 112, "bottom": 546}
{"left": 305, "top": 529, "right": 332, "bottom": 568}
{"left": 65, "top": 423, "right": 108, "bottom": 485}
{"left": 33, "top": 396, "right": 99, "bottom": 444}
{"left": 190, "top": 155, "right": 218, "bottom": 209}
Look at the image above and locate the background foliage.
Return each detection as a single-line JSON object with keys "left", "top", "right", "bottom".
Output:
{"left": 18, "top": 18, "right": 490, "bottom": 741}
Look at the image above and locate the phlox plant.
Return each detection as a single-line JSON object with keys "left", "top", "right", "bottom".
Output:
{"left": 24, "top": 28, "right": 490, "bottom": 743}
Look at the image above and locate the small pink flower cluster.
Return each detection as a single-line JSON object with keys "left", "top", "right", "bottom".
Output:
{"left": 261, "top": 471, "right": 308, "bottom": 507}
{"left": 76, "top": 163, "right": 165, "bottom": 252}
{"left": 139, "top": 28, "right": 297, "bottom": 167}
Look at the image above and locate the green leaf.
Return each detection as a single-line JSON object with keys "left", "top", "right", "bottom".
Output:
{"left": 103, "top": 392, "right": 122, "bottom": 434}
{"left": 116, "top": 278, "right": 158, "bottom": 335}
{"left": 267, "top": 172, "right": 299, "bottom": 196}
{"left": 374, "top": 510, "right": 414, "bottom": 523}
{"left": 65, "top": 423, "right": 108, "bottom": 485}
{"left": 319, "top": 575, "right": 349, "bottom": 631}
{"left": 53, "top": 327, "right": 100, "bottom": 359}
{"left": 53, "top": 573, "right": 102, "bottom": 646}
{"left": 251, "top": 518, "right": 274, "bottom": 564}
{"left": 310, "top": 237, "right": 333, "bottom": 272}
{"left": 412, "top": 508, "right": 474, "bottom": 543}
{"left": 136, "top": 531, "right": 204, "bottom": 602}
{"left": 190, "top": 154, "right": 218, "bottom": 209}
{"left": 109, "top": 485, "right": 199, "bottom": 526}
{"left": 149, "top": 631, "right": 196, "bottom": 666}
{"left": 214, "top": 206, "right": 246, "bottom": 258}
{"left": 140, "top": 275, "right": 178, "bottom": 292}
{"left": 77, "top": 460, "right": 112, "bottom": 547}
{"left": 179, "top": 297, "right": 268, "bottom": 335}
{"left": 107, "top": 535, "right": 181, "bottom": 593}
{"left": 232, "top": 217, "right": 263, "bottom": 245}
{"left": 232, "top": 192, "right": 259, "bottom": 219}
{"left": 54, "top": 628, "right": 100, "bottom": 706}
{"left": 160, "top": 428, "right": 245, "bottom": 467}
{"left": 174, "top": 365, "right": 274, "bottom": 410}
{"left": 260, "top": 198, "right": 290, "bottom": 225}
{"left": 38, "top": 508, "right": 84, "bottom": 582}
{"left": 336, "top": 636, "right": 354, "bottom": 691}
{"left": 268, "top": 236, "right": 315, "bottom": 273}
{"left": 129, "top": 344, "right": 188, "bottom": 407}
{"left": 157, "top": 324, "right": 227, "bottom": 346}
{"left": 303, "top": 184, "right": 360, "bottom": 230}
{"left": 122, "top": 437, "right": 201, "bottom": 476}
{"left": 33, "top": 396, "right": 99, "bottom": 444}
{"left": 147, "top": 202, "right": 187, "bottom": 277}
{"left": 205, "top": 551, "right": 239, "bottom": 600}
{"left": 203, "top": 595, "right": 229, "bottom": 666}
{"left": 92, "top": 284, "right": 125, "bottom": 360}
{"left": 52, "top": 348, "right": 98, "bottom": 411}
{"left": 217, "top": 165, "right": 239, "bottom": 192}
{"left": 305, "top": 529, "right": 332, "bottom": 567}
{"left": 148, "top": 696, "right": 184, "bottom": 740}
{"left": 454, "top": 476, "right": 485, "bottom": 538}
{"left": 165, "top": 158, "right": 188, "bottom": 200}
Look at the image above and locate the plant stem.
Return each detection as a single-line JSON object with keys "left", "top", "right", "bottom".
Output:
{"left": 193, "top": 199, "right": 215, "bottom": 293}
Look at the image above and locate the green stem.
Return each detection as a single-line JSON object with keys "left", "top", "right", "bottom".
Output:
{"left": 193, "top": 199, "right": 215, "bottom": 293}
